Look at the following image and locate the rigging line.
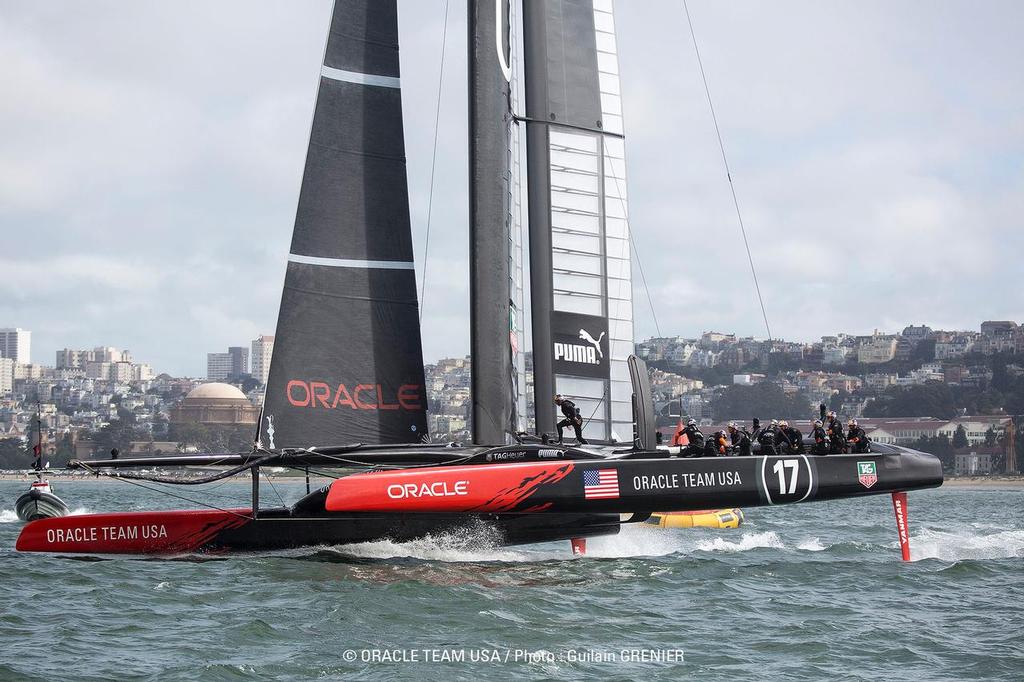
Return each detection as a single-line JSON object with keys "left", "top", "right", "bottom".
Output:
{"left": 77, "top": 463, "right": 253, "bottom": 520}
{"left": 681, "top": 0, "right": 773, "bottom": 341}
{"left": 418, "top": 0, "right": 451, "bottom": 322}
{"left": 286, "top": 447, "right": 477, "bottom": 470}
{"left": 261, "top": 468, "right": 287, "bottom": 508}
{"left": 606, "top": 166, "right": 662, "bottom": 337}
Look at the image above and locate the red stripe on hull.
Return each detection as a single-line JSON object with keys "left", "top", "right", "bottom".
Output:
{"left": 16, "top": 509, "right": 251, "bottom": 554}
{"left": 325, "top": 462, "right": 576, "bottom": 513}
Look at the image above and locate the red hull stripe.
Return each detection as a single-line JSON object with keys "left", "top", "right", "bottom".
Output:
{"left": 16, "top": 509, "right": 251, "bottom": 554}
{"left": 325, "top": 462, "right": 576, "bottom": 513}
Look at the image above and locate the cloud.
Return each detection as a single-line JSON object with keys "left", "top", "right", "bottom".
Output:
{"left": 0, "top": 0, "right": 1021, "bottom": 375}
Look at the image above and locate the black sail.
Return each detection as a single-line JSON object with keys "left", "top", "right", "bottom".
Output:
{"left": 260, "top": 0, "right": 428, "bottom": 449}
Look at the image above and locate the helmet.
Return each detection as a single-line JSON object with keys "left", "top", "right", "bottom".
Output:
{"left": 687, "top": 419, "right": 697, "bottom": 426}
{"left": 814, "top": 419, "right": 823, "bottom": 427}
{"left": 828, "top": 411, "right": 837, "bottom": 419}
{"left": 554, "top": 394, "right": 563, "bottom": 403}
{"left": 779, "top": 420, "right": 789, "bottom": 428}
{"left": 848, "top": 419, "right": 858, "bottom": 427}
{"left": 727, "top": 421, "right": 737, "bottom": 430}
{"left": 770, "top": 419, "right": 779, "bottom": 426}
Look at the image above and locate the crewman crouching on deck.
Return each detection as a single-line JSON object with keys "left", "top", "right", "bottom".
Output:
{"left": 702, "top": 430, "right": 729, "bottom": 457}
{"left": 847, "top": 419, "right": 870, "bottom": 453}
{"left": 678, "top": 419, "right": 705, "bottom": 457}
{"left": 554, "top": 394, "right": 588, "bottom": 445}
{"left": 779, "top": 420, "right": 805, "bottom": 454}
{"left": 728, "top": 422, "right": 752, "bottom": 456}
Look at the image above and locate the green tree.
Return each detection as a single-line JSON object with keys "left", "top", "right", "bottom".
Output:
{"left": 88, "top": 419, "right": 148, "bottom": 457}
{"left": 984, "top": 427, "right": 997, "bottom": 446}
{"left": 0, "top": 438, "right": 30, "bottom": 469}
{"left": 952, "top": 424, "right": 969, "bottom": 449}
{"left": 168, "top": 423, "right": 254, "bottom": 453}
{"left": 912, "top": 434, "right": 955, "bottom": 472}
{"left": 711, "top": 383, "right": 813, "bottom": 421}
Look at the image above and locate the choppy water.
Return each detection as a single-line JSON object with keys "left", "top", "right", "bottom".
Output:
{"left": 1, "top": 479, "right": 1022, "bottom": 681}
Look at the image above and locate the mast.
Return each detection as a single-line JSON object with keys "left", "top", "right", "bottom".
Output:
{"left": 259, "top": 0, "right": 429, "bottom": 448}
{"left": 523, "top": 0, "right": 635, "bottom": 442}
{"left": 468, "top": 0, "right": 526, "bottom": 444}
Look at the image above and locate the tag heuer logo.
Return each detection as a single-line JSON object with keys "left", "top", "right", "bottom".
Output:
{"left": 857, "top": 461, "right": 877, "bottom": 489}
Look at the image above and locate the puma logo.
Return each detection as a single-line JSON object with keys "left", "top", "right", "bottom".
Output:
{"left": 579, "top": 329, "right": 605, "bottom": 359}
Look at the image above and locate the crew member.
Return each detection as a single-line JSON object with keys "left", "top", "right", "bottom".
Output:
{"left": 811, "top": 419, "right": 830, "bottom": 455}
{"left": 847, "top": 419, "right": 870, "bottom": 454}
{"left": 775, "top": 420, "right": 795, "bottom": 453}
{"left": 554, "top": 395, "right": 588, "bottom": 445}
{"left": 678, "top": 419, "right": 704, "bottom": 457}
{"left": 782, "top": 421, "right": 805, "bottom": 454}
{"left": 702, "top": 430, "right": 729, "bottom": 457}
{"left": 758, "top": 419, "right": 780, "bottom": 455}
{"left": 728, "top": 422, "right": 752, "bottom": 456}
{"left": 827, "top": 411, "right": 847, "bottom": 454}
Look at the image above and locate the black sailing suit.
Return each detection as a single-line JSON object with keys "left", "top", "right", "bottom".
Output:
{"left": 758, "top": 425, "right": 779, "bottom": 455}
{"left": 811, "top": 426, "right": 830, "bottom": 455}
{"left": 556, "top": 399, "right": 587, "bottom": 444}
{"left": 847, "top": 426, "right": 870, "bottom": 454}
{"left": 678, "top": 424, "right": 705, "bottom": 457}
{"left": 730, "top": 428, "right": 752, "bottom": 456}
{"left": 827, "top": 418, "right": 847, "bottom": 454}
{"left": 784, "top": 427, "right": 805, "bottom": 454}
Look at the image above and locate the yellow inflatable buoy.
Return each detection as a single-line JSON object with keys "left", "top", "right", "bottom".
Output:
{"left": 646, "top": 509, "right": 744, "bottom": 529}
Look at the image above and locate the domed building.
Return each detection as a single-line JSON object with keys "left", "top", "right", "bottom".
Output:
{"left": 169, "top": 382, "right": 259, "bottom": 426}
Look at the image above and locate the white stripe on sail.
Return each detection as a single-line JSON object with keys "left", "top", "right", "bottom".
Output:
{"left": 288, "top": 254, "right": 414, "bottom": 270}
{"left": 320, "top": 65, "right": 401, "bottom": 89}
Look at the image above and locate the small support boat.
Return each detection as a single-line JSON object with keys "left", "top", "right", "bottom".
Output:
{"left": 15, "top": 478, "right": 71, "bottom": 522}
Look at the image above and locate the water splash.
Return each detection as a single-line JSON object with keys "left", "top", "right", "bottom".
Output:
{"left": 797, "top": 537, "right": 827, "bottom": 551}
{"left": 329, "top": 521, "right": 536, "bottom": 563}
{"left": 695, "top": 531, "right": 784, "bottom": 553}
{"left": 0, "top": 510, "right": 17, "bottom": 524}
{"left": 910, "top": 528, "right": 1024, "bottom": 562}
{"left": 585, "top": 524, "right": 690, "bottom": 558}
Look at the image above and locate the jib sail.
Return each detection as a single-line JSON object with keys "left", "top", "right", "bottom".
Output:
{"left": 260, "top": 0, "right": 428, "bottom": 449}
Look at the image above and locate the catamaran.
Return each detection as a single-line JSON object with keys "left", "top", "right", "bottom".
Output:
{"left": 16, "top": 0, "right": 941, "bottom": 559}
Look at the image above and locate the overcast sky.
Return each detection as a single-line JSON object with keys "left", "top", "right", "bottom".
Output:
{"left": 1, "top": 1, "right": 1021, "bottom": 376}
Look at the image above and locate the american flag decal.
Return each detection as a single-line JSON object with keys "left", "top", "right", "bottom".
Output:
{"left": 583, "top": 469, "right": 619, "bottom": 500}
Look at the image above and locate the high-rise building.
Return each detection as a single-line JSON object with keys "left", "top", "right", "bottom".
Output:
{"left": 251, "top": 335, "right": 274, "bottom": 385}
{"left": 0, "top": 357, "right": 13, "bottom": 395}
{"left": 207, "top": 353, "right": 232, "bottom": 381}
{"left": 228, "top": 346, "right": 249, "bottom": 377}
{"left": 207, "top": 346, "right": 249, "bottom": 380}
{"left": 0, "top": 328, "right": 31, "bottom": 364}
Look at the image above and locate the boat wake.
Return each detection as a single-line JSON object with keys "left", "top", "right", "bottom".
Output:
{"left": 317, "top": 526, "right": 790, "bottom": 563}
{"left": 909, "top": 527, "right": 1024, "bottom": 562}
{"left": 0, "top": 510, "right": 17, "bottom": 523}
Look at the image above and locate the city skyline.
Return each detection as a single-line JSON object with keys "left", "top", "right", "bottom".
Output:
{"left": 1, "top": 1, "right": 1022, "bottom": 377}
